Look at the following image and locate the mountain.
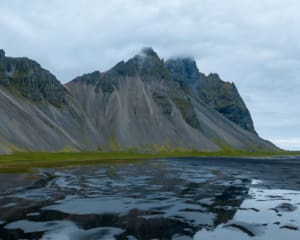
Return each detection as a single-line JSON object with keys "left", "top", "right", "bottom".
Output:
{"left": 0, "top": 49, "right": 101, "bottom": 154}
{"left": 0, "top": 48, "right": 278, "bottom": 154}
{"left": 165, "top": 58, "right": 256, "bottom": 133}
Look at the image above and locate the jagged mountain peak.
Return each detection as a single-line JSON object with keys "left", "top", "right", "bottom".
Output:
{"left": 0, "top": 49, "right": 5, "bottom": 58}
{"left": 71, "top": 70, "right": 101, "bottom": 85}
{"left": 166, "top": 57, "right": 197, "bottom": 65}
{"left": 132, "top": 47, "right": 163, "bottom": 68}
{"left": 208, "top": 72, "right": 220, "bottom": 78}
{"left": 130, "top": 47, "right": 161, "bottom": 67}
{"left": 198, "top": 73, "right": 256, "bottom": 133}
{"left": 102, "top": 47, "right": 167, "bottom": 80}
{"left": 0, "top": 49, "right": 66, "bottom": 106}
{"left": 139, "top": 47, "right": 159, "bottom": 58}
{"left": 165, "top": 57, "right": 202, "bottom": 85}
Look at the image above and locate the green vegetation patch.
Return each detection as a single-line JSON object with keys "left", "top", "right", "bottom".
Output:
{"left": 0, "top": 150, "right": 299, "bottom": 173}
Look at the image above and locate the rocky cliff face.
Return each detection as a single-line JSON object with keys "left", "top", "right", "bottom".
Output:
{"left": 0, "top": 49, "right": 101, "bottom": 154}
{"left": 0, "top": 48, "right": 278, "bottom": 154}
{"left": 198, "top": 74, "right": 255, "bottom": 133}
{"left": 165, "top": 58, "right": 255, "bottom": 133}
{"left": 0, "top": 50, "right": 66, "bottom": 106}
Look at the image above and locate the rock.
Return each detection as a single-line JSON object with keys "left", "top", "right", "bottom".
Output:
{"left": 272, "top": 203, "right": 298, "bottom": 213}
{"left": 165, "top": 58, "right": 256, "bottom": 133}
{"left": 0, "top": 52, "right": 66, "bottom": 106}
{"left": 165, "top": 58, "right": 203, "bottom": 86}
{"left": 0, "top": 49, "right": 5, "bottom": 58}
{"left": 197, "top": 73, "right": 256, "bottom": 133}
{"left": 280, "top": 224, "right": 299, "bottom": 231}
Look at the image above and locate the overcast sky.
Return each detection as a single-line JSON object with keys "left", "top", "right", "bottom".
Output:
{"left": 0, "top": 0, "right": 299, "bottom": 150}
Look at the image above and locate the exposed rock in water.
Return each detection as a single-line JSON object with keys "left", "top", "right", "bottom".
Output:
{"left": 280, "top": 224, "right": 299, "bottom": 231}
{"left": 271, "top": 203, "right": 298, "bottom": 213}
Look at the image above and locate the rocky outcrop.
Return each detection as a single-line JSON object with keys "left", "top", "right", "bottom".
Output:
{"left": 165, "top": 58, "right": 255, "bottom": 133}
{"left": 197, "top": 73, "right": 255, "bottom": 133}
{"left": 0, "top": 50, "right": 101, "bottom": 153}
{"left": 165, "top": 58, "right": 204, "bottom": 86}
{"left": 0, "top": 49, "right": 66, "bottom": 106}
{"left": 0, "top": 48, "right": 278, "bottom": 154}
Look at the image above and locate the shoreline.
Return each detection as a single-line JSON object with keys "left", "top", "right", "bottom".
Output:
{"left": 0, "top": 150, "right": 299, "bottom": 173}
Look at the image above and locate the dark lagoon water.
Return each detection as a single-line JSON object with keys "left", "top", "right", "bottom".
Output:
{"left": 0, "top": 157, "right": 300, "bottom": 239}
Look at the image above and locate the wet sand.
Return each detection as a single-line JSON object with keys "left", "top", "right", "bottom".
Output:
{"left": 0, "top": 157, "right": 300, "bottom": 239}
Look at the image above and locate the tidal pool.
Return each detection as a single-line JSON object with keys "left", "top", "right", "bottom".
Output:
{"left": 0, "top": 157, "right": 300, "bottom": 239}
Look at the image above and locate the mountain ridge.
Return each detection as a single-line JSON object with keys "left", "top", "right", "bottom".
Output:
{"left": 0, "top": 48, "right": 278, "bottom": 154}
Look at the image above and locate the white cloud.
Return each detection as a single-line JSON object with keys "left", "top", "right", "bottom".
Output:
{"left": 0, "top": 0, "right": 299, "bottom": 150}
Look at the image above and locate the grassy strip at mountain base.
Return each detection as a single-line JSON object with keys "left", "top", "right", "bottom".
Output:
{"left": 0, "top": 150, "right": 300, "bottom": 173}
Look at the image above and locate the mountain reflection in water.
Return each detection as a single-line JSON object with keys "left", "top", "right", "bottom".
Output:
{"left": 0, "top": 157, "right": 300, "bottom": 239}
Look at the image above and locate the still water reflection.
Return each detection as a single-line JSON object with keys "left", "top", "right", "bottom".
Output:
{"left": 0, "top": 157, "right": 300, "bottom": 239}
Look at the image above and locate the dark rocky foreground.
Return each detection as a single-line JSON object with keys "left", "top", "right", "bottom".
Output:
{"left": 0, "top": 157, "right": 300, "bottom": 239}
